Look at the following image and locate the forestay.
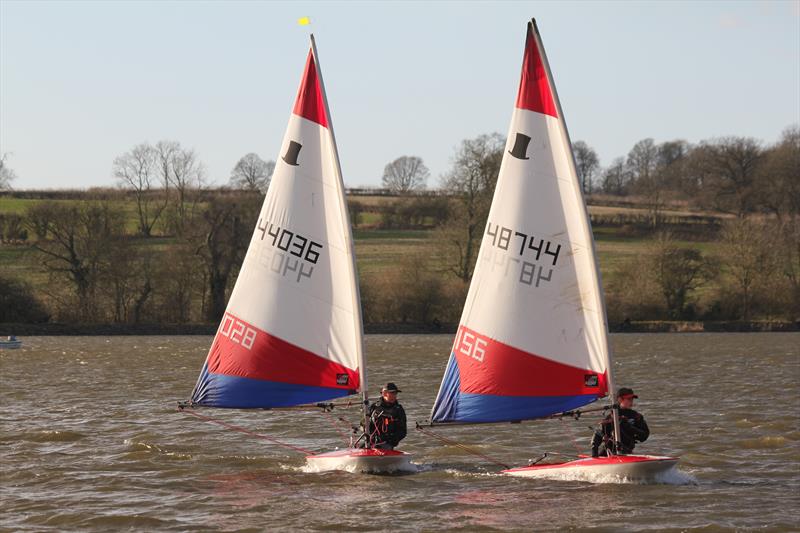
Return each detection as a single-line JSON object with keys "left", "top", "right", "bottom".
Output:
{"left": 191, "top": 37, "right": 365, "bottom": 409}
{"left": 431, "top": 21, "right": 612, "bottom": 424}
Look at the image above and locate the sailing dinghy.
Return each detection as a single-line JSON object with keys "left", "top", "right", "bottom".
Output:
{"left": 427, "top": 20, "right": 677, "bottom": 483}
{"left": 183, "top": 35, "right": 411, "bottom": 474}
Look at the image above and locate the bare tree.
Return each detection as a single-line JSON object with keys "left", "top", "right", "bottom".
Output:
{"left": 382, "top": 156, "right": 430, "bottom": 193}
{"left": 154, "top": 140, "right": 205, "bottom": 235}
{"left": 656, "top": 140, "right": 691, "bottom": 192}
{"left": 192, "top": 194, "right": 261, "bottom": 322}
{"left": 230, "top": 153, "right": 275, "bottom": 192}
{"left": 651, "top": 233, "right": 716, "bottom": 319}
{"left": 601, "top": 157, "right": 630, "bottom": 195}
{"left": 756, "top": 125, "right": 800, "bottom": 222}
{"left": 0, "top": 214, "right": 27, "bottom": 243}
{"left": 719, "top": 218, "right": 780, "bottom": 320}
{"left": 573, "top": 141, "right": 599, "bottom": 194}
{"left": 626, "top": 139, "right": 659, "bottom": 185}
{"left": 153, "top": 243, "right": 202, "bottom": 323}
{"left": 777, "top": 218, "right": 800, "bottom": 317}
{"left": 438, "top": 134, "right": 504, "bottom": 282}
{"left": 0, "top": 153, "right": 17, "bottom": 190}
{"left": 628, "top": 139, "right": 666, "bottom": 228}
{"left": 688, "top": 137, "right": 763, "bottom": 217}
{"left": 113, "top": 143, "right": 169, "bottom": 237}
{"left": 26, "top": 201, "right": 125, "bottom": 321}
{"left": 102, "top": 242, "right": 155, "bottom": 324}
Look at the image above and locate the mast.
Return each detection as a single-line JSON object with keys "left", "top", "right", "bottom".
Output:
{"left": 529, "top": 18, "right": 621, "bottom": 451}
{"left": 309, "top": 34, "right": 370, "bottom": 425}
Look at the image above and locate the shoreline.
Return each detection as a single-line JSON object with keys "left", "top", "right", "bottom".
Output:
{"left": 1, "top": 320, "right": 797, "bottom": 336}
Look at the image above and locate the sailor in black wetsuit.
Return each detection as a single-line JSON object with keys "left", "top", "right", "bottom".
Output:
{"left": 365, "top": 382, "right": 407, "bottom": 450}
{"left": 591, "top": 387, "right": 650, "bottom": 457}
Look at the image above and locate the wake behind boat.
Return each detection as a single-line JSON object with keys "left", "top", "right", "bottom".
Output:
{"left": 181, "top": 34, "right": 410, "bottom": 474}
{"left": 424, "top": 19, "right": 679, "bottom": 483}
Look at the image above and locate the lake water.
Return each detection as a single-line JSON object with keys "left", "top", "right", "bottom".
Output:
{"left": 1, "top": 334, "right": 799, "bottom": 531}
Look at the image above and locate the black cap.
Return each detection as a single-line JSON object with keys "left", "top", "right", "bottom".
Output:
{"left": 382, "top": 382, "right": 402, "bottom": 393}
{"left": 617, "top": 387, "right": 638, "bottom": 399}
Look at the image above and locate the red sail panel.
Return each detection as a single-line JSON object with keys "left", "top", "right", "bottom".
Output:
{"left": 515, "top": 23, "right": 558, "bottom": 118}
{"left": 453, "top": 325, "right": 607, "bottom": 398}
{"left": 292, "top": 49, "right": 329, "bottom": 127}
{"left": 206, "top": 313, "right": 359, "bottom": 391}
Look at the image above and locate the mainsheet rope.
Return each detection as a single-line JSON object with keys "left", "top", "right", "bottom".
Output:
{"left": 559, "top": 417, "right": 585, "bottom": 456}
{"left": 415, "top": 424, "right": 510, "bottom": 470}
{"left": 319, "top": 408, "right": 354, "bottom": 445}
{"left": 179, "top": 407, "right": 315, "bottom": 456}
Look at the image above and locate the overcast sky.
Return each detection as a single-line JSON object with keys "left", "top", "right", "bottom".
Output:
{"left": 1, "top": 0, "right": 798, "bottom": 190}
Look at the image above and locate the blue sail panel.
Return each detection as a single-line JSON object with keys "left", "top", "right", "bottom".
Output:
{"left": 431, "top": 351, "right": 602, "bottom": 424}
{"left": 192, "top": 362, "right": 354, "bottom": 409}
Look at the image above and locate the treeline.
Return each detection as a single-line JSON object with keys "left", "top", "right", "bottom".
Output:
{"left": 1, "top": 191, "right": 260, "bottom": 325}
{"left": 580, "top": 127, "right": 800, "bottom": 224}
{"left": 1, "top": 126, "right": 798, "bottom": 328}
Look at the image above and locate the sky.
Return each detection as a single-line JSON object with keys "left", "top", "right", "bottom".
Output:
{"left": 1, "top": 0, "right": 799, "bottom": 190}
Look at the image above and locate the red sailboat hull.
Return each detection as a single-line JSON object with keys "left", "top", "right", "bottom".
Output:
{"left": 503, "top": 454, "right": 679, "bottom": 481}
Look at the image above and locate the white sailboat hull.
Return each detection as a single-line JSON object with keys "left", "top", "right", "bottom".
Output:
{"left": 503, "top": 454, "right": 679, "bottom": 482}
{"left": 305, "top": 448, "right": 414, "bottom": 474}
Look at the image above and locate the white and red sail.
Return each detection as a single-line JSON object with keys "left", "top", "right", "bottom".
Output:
{"left": 191, "top": 37, "right": 365, "bottom": 408}
{"left": 431, "top": 21, "right": 611, "bottom": 423}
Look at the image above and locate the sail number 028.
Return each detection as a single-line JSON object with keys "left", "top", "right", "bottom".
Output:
{"left": 219, "top": 314, "right": 257, "bottom": 350}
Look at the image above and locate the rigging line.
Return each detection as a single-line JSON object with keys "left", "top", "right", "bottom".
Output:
{"left": 559, "top": 417, "right": 584, "bottom": 456}
{"left": 319, "top": 408, "right": 353, "bottom": 446}
{"left": 415, "top": 423, "right": 510, "bottom": 470}
{"left": 179, "top": 407, "right": 315, "bottom": 456}
{"left": 528, "top": 450, "right": 582, "bottom": 466}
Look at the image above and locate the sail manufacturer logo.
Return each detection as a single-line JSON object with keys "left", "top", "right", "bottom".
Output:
{"left": 454, "top": 326, "right": 488, "bottom": 363}
{"left": 218, "top": 313, "right": 257, "bottom": 350}
{"left": 256, "top": 218, "right": 324, "bottom": 283}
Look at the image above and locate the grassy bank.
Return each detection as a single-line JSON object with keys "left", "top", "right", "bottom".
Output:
{"left": 2, "top": 190, "right": 795, "bottom": 330}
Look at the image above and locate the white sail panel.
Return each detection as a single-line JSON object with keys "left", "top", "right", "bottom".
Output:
{"left": 462, "top": 109, "right": 607, "bottom": 373}
{"left": 231, "top": 113, "right": 358, "bottom": 370}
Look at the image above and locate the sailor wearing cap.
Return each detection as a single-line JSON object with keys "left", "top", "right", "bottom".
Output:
{"left": 591, "top": 387, "right": 650, "bottom": 457}
{"left": 365, "top": 383, "right": 407, "bottom": 450}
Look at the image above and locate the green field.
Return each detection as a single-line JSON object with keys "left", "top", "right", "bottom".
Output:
{"left": 1, "top": 192, "right": 746, "bottom": 325}
{"left": 0, "top": 194, "right": 725, "bottom": 285}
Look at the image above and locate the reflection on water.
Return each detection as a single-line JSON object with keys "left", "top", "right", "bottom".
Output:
{"left": 1, "top": 333, "right": 799, "bottom": 531}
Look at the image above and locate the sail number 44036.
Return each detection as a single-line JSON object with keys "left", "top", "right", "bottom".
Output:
{"left": 219, "top": 314, "right": 257, "bottom": 350}
{"left": 454, "top": 327, "right": 487, "bottom": 362}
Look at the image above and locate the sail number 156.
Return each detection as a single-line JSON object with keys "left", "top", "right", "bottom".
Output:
{"left": 454, "top": 327, "right": 487, "bottom": 363}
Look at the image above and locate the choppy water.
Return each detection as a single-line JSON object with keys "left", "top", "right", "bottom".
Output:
{"left": 1, "top": 333, "right": 799, "bottom": 531}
